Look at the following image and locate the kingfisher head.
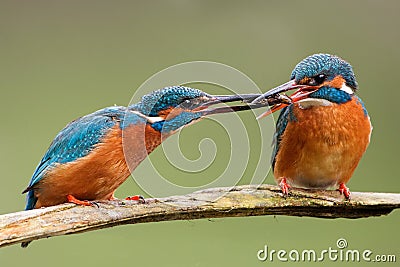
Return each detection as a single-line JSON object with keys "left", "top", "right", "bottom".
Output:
{"left": 129, "top": 86, "right": 267, "bottom": 134}
{"left": 252, "top": 54, "right": 358, "bottom": 117}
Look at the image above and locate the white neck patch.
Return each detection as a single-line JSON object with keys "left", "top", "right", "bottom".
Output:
{"left": 130, "top": 110, "right": 164, "bottom": 123}
{"left": 297, "top": 98, "right": 333, "bottom": 109}
{"left": 339, "top": 83, "right": 354, "bottom": 95}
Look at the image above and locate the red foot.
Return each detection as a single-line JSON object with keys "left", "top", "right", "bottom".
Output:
{"left": 67, "top": 194, "right": 99, "bottom": 207}
{"left": 337, "top": 183, "right": 351, "bottom": 200}
{"left": 125, "top": 195, "right": 145, "bottom": 203}
{"left": 279, "top": 178, "right": 291, "bottom": 196}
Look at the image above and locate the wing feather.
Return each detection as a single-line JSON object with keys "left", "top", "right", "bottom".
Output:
{"left": 23, "top": 106, "right": 128, "bottom": 209}
{"left": 271, "top": 105, "right": 295, "bottom": 170}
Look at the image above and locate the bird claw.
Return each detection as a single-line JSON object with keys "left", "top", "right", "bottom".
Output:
{"left": 67, "top": 194, "right": 99, "bottom": 207}
{"left": 89, "top": 201, "right": 100, "bottom": 208}
{"left": 125, "top": 195, "right": 145, "bottom": 204}
{"left": 279, "top": 178, "right": 291, "bottom": 196}
{"left": 337, "top": 183, "right": 351, "bottom": 200}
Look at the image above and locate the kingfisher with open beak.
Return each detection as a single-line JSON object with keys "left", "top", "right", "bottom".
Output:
{"left": 252, "top": 54, "right": 372, "bottom": 199}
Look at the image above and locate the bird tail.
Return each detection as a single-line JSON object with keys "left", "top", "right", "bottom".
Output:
{"left": 24, "top": 189, "right": 37, "bottom": 210}
{"left": 21, "top": 241, "right": 31, "bottom": 248}
{"left": 21, "top": 190, "right": 37, "bottom": 248}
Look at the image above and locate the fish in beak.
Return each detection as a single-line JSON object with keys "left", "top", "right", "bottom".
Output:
{"left": 251, "top": 80, "right": 319, "bottom": 119}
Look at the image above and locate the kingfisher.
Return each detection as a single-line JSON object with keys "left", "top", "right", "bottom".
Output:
{"left": 252, "top": 54, "right": 372, "bottom": 199}
{"left": 22, "top": 86, "right": 274, "bottom": 210}
{"left": 22, "top": 86, "right": 283, "bottom": 212}
{"left": 21, "top": 86, "right": 279, "bottom": 247}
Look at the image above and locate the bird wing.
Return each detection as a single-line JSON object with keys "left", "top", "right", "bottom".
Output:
{"left": 271, "top": 105, "right": 294, "bottom": 170}
{"left": 24, "top": 107, "right": 127, "bottom": 194}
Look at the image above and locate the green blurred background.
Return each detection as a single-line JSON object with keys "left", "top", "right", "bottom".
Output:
{"left": 1, "top": 0, "right": 399, "bottom": 266}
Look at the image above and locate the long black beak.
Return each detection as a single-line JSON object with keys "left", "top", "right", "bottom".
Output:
{"left": 203, "top": 94, "right": 261, "bottom": 106}
{"left": 199, "top": 93, "right": 291, "bottom": 116}
{"left": 251, "top": 79, "right": 306, "bottom": 104}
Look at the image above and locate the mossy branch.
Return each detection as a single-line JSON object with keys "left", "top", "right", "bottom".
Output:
{"left": 1, "top": 184, "right": 400, "bottom": 248}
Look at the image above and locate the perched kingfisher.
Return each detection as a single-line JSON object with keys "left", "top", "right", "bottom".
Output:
{"left": 21, "top": 86, "right": 277, "bottom": 247}
{"left": 22, "top": 86, "right": 271, "bottom": 210}
{"left": 252, "top": 54, "right": 372, "bottom": 199}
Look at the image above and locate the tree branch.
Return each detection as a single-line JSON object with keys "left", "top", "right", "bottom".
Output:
{"left": 1, "top": 184, "right": 400, "bottom": 248}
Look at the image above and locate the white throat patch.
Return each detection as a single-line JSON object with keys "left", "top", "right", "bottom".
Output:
{"left": 339, "top": 83, "right": 354, "bottom": 95}
{"left": 297, "top": 98, "right": 333, "bottom": 109}
{"left": 130, "top": 110, "right": 164, "bottom": 123}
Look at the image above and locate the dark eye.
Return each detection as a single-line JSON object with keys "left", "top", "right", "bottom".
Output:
{"left": 309, "top": 74, "right": 326, "bottom": 86}
{"left": 180, "top": 98, "right": 192, "bottom": 108}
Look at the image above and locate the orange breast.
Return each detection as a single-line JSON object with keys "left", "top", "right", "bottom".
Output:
{"left": 34, "top": 123, "right": 165, "bottom": 208}
{"left": 274, "top": 97, "right": 371, "bottom": 189}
